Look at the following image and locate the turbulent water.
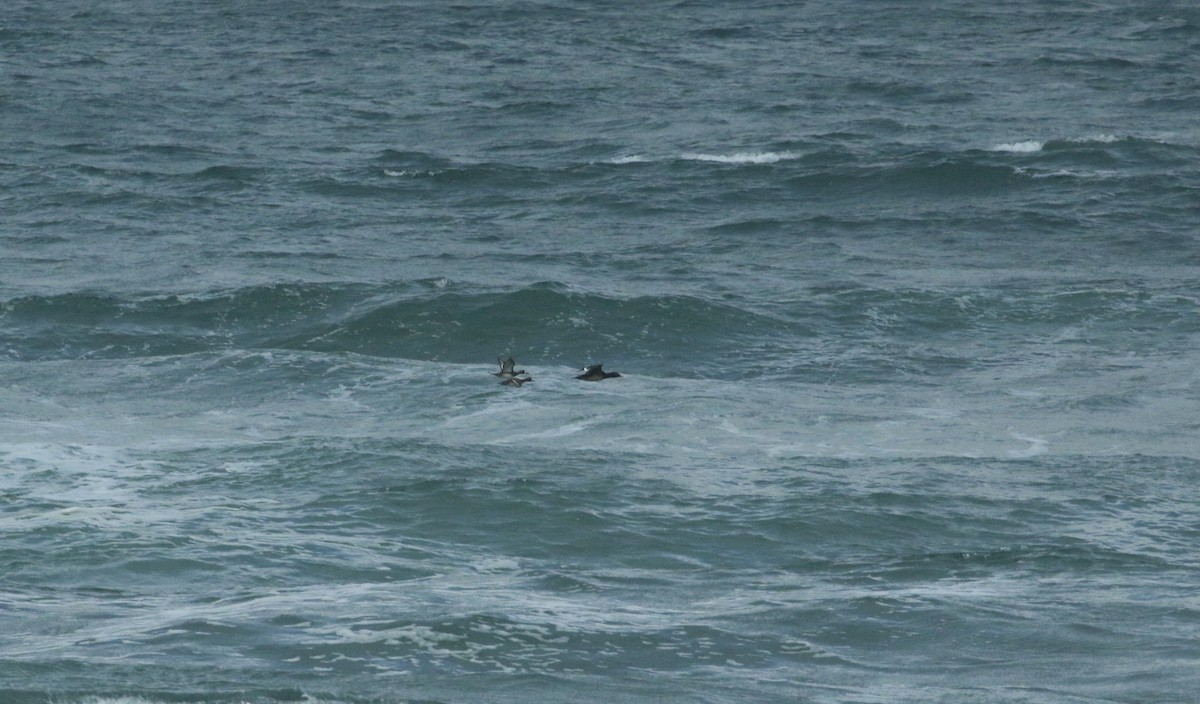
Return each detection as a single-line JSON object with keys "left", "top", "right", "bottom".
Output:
{"left": 3, "top": 1, "right": 1200, "bottom": 703}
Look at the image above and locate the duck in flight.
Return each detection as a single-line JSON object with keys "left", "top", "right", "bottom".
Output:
{"left": 575, "top": 364, "right": 621, "bottom": 381}
{"left": 493, "top": 357, "right": 526, "bottom": 379}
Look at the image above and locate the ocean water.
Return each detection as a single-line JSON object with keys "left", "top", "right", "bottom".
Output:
{"left": 2, "top": 1, "right": 1199, "bottom": 703}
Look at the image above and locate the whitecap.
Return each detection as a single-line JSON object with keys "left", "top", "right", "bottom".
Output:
{"left": 1067, "top": 133, "right": 1120, "bottom": 144}
{"left": 989, "top": 140, "right": 1044, "bottom": 153}
{"left": 604, "top": 154, "right": 651, "bottom": 164}
{"left": 384, "top": 169, "right": 439, "bottom": 177}
{"left": 991, "top": 135, "right": 1122, "bottom": 154}
{"left": 681, "top": 151, "right": 800, "bottom": 164}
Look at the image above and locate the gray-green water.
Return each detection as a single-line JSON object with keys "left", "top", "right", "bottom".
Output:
{"left": 3, "top": 2, "right": 1199, "bottom": 702}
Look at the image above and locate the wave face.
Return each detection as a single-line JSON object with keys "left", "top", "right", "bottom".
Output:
{"left": 2, "top": 1, "right": 1199, "bottom": 703}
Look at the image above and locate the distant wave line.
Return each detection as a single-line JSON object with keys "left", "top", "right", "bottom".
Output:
{"left": 988, "top": 134, "right": 1124, "bottom": 153}
{"left": 603, "top": 151, "right": 801, "bottom": 165}
{"left": 989, "top": 140, "right": 1044, "bottom": 154}
{"left": 681, "top": 151, "right": 801, "bottom": 164}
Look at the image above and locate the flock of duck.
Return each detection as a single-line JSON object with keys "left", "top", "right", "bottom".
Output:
{"left": 492, "top": 357, "right": 621, "bottom": 387}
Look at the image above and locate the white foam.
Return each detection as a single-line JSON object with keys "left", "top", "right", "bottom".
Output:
{"left": 681, "top": 151, "right": 800, "bottom": 164}
{"left": 604, "top": 154, "right": 650, "bottom": 164}
{"left": 472, "top": 557, "right": 521, "bottom": 572}
{"left": 1030, "top": 169, "right": 1080, "bottom": 179}
{"left": 73, "top": 698, "right": 291, "bottom": 704}
{"left": 1068, "top": 133, "right": 1120, "bottom": 144}
{"left": 384, "top": 169, "right": 439, "bottom": 177}
{"left": 989, "top": 140, "right": 1044, "bottom": 153}
{"left": 493, "top": 419, "right": 596, "bottom": 442}
{"left": 991, "top": 134, "right": 1124, "bottom": 154}
{"left": 1007, "top": 431, "right": 1049, "bottom": 458}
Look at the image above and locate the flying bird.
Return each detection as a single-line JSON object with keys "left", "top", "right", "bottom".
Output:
{"left": 493, "top": 357, "right": 526, "bottom": 379}
{"left": 575, "top": 364, "right": 621, "bottom": 381}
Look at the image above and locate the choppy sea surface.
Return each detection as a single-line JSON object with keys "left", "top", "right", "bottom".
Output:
{"left": 3, "top": 2, "right": 1200, "bottom": 703}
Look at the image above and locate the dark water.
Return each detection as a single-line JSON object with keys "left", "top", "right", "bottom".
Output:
{"left": 3, "top": 2, "right": 1199, "bottom": 703}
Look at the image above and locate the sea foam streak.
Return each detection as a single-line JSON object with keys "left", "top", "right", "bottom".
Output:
{"left": 604, "top": 155, "right": 651, "bottom": 164}
{"left": 989, "top": 134, "right": 1124, "bottom": 153}
{"left": 989, "top": 140, "right": 1044, "bottom": 153}
{"left": 604, "top": 151, "right": 800, "bottom": 165}
{"left": 681, "top": 151, "right": 800, "bottom": 164}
